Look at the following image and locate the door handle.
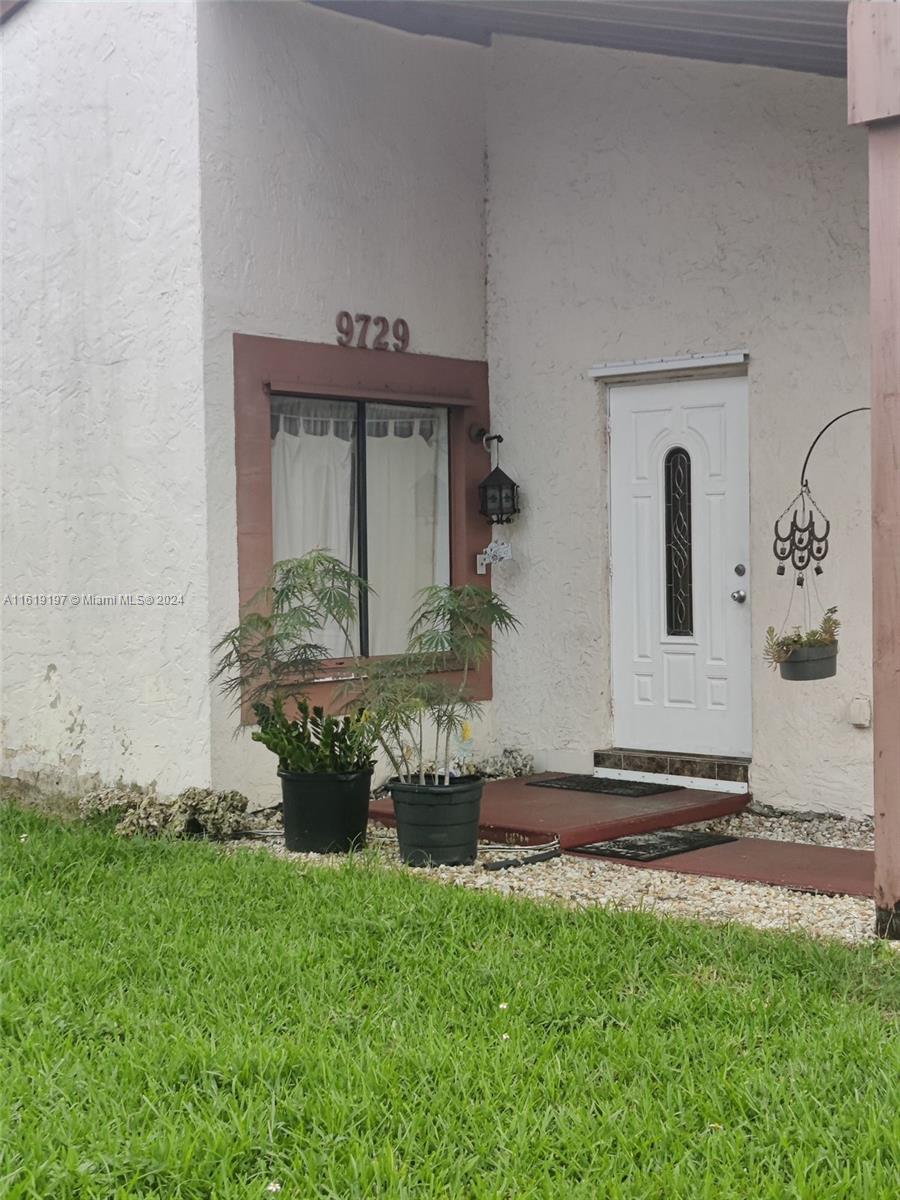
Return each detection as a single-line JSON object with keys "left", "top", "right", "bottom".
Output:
{"left": 730, "top": 589, "right": 747, "bottom": 604}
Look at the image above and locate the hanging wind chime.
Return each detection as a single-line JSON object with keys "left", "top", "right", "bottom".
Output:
{"left": 767, "top": 407, "right": 869, "bottom": 680}
{"left": 772, "top": 487, "right": 830, "bottom": 583}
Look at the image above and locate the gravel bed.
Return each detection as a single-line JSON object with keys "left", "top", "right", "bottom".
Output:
{"left": 684, "top": 808, "right": 874, "bottom": 850}
{"left": 228, "top": 816, "right": 887, "bottom": 947}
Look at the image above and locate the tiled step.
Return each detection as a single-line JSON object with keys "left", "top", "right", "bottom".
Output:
{"left": 594, "top": 748, "right": 750, "bottom": 785}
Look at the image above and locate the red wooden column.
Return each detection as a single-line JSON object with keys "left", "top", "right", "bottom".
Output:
{"left": 848, "top": 2, "right": 900, "bottom": 938}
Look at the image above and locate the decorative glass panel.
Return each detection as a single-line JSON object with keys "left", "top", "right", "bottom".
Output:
{"left": 664, "top": 447, "right": 694, "bottom": 637}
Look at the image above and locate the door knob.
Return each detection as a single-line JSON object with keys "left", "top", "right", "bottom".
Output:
{"left": 730, "top": 589, "right": 747, "bottom": 604}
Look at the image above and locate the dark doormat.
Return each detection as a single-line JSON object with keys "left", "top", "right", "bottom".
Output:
{"left": 573, "top": 829, "right": 738, "bottom": 862}
{"left": 528, "top": 774, "right": 681, "bottom": 798}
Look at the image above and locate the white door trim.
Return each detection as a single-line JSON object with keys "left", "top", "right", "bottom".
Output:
{"left": 591, "top": 350, "right": 748, "bottom": 380}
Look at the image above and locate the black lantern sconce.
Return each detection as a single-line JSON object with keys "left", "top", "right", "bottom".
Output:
{"left": 471, "top": 428, "right": 520, "bottom": 525}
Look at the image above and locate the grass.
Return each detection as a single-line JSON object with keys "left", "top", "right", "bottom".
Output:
{"left": 2, "top": 804, "right": 899, "bottom": 1199}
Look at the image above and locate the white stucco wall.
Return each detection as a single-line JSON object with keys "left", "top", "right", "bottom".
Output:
{"left": 197, "top": 1, "right": 487, "bottom": 803}
{"left": 485, "top": 38, "right": 873, "bottom": 815}
{"left": 1, "top": 2, "right": 209, "bottom": 795}
{"left": 2, "top": 4, "right": 874, "bottom": 820}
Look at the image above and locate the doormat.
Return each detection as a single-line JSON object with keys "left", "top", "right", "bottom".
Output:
{"left": 528, "top": 774, "right": 681, "bottom": 798}
{"left": 573, "top": 829, "right": 738, "bottom": 862}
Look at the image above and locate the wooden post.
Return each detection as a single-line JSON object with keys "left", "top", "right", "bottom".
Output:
{"left": 848, "top": 2, "right": 900, "bottom": 938}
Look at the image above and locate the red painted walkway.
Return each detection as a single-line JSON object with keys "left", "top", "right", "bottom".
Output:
{"left": 571, "top": 838, "right": 874, "bottom": 898}
{"left": 369, "top": 773, "right": 748, "bottom": 849}
{"left": 371, "top": 774, "right": 872, "bottom": 897}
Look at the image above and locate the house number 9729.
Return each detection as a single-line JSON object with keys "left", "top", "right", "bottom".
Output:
{"left": 335, "top": 311, "right": 410, "bottom": 352}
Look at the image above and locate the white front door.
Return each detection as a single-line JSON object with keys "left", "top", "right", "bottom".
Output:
{"left": 609, "top": 375, "right": 751, "bottom": 757}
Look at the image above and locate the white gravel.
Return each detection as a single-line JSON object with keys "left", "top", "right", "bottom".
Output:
{"left": 229, "top": 811, "right": 889, "bottom": 947}
{"left": 685, "top": 808, "right": 874, "bottom": 850}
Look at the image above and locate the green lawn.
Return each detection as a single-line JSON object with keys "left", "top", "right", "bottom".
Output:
{"left": 2, "top": 804, "right": 898, "bottom": 1200}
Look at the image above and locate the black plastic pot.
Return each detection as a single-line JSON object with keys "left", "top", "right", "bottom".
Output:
{"left": 779, "top": 642, "right": 838, "bottom": 681}
{"left": 390, "top": 776, "right": 484, "bottom": 867}
{"left": 278, "top": 768, "right": 372, "bottom": 853}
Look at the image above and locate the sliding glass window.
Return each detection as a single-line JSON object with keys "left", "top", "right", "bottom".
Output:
{"left": 270, "top": 394, "right": 450, "bottom": 657}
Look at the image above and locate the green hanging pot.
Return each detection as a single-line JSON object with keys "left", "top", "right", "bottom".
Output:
{"left": 779, "top": 642, "right": 838, "bottom": 681}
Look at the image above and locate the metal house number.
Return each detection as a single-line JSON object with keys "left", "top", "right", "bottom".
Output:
{"left": 335, "top": 311, "right": 410, "bottom": 352}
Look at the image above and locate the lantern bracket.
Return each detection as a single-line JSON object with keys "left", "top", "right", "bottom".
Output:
{"left": 468, "top": 425, "right": 503, "bottom": 455}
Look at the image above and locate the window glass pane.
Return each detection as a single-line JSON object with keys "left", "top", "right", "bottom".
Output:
{"left": 365, "top": 405, "right": 450, "bottom": 656}
{"left": 664, "top": 446, "right": 694, "bottom": 637}
{"left": 270, "top": 395, "right": 358, "bottom": 656}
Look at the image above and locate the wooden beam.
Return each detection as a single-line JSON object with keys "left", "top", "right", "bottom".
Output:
{"left": 848, "top": 0, "right": 900, "bottom": 124}
{"left": 867, "top": 121, "right": 900, "bottom": 939}
{"left": 0, "top": 0, "right": 30, "bottom": 24}
{"left": 848, "top": 2, "right": 900, "bottom": 938}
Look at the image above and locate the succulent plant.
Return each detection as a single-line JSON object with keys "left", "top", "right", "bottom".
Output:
{"left": 80, "top": 784, "right": 248, "bottom": 840}
{"left": 764, "top": 607, "right": 840, "bottom": 669}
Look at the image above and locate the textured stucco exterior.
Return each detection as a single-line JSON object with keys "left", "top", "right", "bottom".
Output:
{"left": 1, "top": 1, "right": 209, "bottom": 795}
{"left": 2, "top": 4, "right": 874, "bottom": 817}
{"left": 485, "top": 37, "right": 872, "bottom": 815}
{"left": 197, "top": 1, "right": 487, "bottom": 803}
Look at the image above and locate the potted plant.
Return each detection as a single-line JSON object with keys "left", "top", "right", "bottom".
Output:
{"left": 763, "top": 606, "right": 840, "bottom": 680}
{"left": 352, "top": 585, "right": 518, "bottom": 866}
{"left": 212, "top": 552, "right": 378, "bottom": 853}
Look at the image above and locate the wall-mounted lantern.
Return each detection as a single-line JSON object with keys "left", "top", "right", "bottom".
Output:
{"left": 471, "top": 428, "right": 520, "bottom": 525}
{"left": 478, "top": 465, "right": 520, "bottom": 525}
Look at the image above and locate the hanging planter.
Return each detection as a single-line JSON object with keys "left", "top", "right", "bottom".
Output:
{"left": 764, "top": 609, "right": 840, "bottom": 682}
{"left": 766, "top": 407, "right": 870, "bottom": 684}
{"left": 777, "top": 641, "right": 838, "bottom": 681}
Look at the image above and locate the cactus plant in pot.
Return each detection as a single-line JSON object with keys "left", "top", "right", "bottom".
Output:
{"left": 764, "top": 607, "right": 840, "bottom": 681}
{"left": 212, "top": 552, "right": 377, "bottom": 853}
{"left": 352, "top": 585, "right": 518, "bottom": 866}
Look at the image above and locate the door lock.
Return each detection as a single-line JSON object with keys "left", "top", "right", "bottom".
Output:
{"left": 730, "top": 589, "right": 747, "bottom": 604}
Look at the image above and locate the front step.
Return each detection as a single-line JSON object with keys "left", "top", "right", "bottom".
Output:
{"left": 369, "top": 773, "right": 750, "bottom": 849}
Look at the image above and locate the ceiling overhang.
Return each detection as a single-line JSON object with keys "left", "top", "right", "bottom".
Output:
{"left": 311, "top": 1, "right": 849, "bottom": 77}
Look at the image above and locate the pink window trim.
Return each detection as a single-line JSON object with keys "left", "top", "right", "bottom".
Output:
{"left": 233, "top": 333, "right": 493, "bottom": 717}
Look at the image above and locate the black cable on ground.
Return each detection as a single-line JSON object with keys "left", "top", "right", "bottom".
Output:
{"left": 235, "top": 830, "right": 564, "bottom": 869}
{"left": 482, "top": 846, "right": 562, "bottom": 871}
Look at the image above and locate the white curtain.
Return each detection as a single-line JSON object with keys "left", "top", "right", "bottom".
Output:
{"left": 366, "top": 405, "right": 450, "bottom": 655}
{"left": 270, "top": 397, "right": 450, "bottom": 659}
{"left": 271, "top": 398, "right": 356, "bottom": 657}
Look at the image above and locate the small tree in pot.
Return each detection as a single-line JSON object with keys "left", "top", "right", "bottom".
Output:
{"left": 212, "top": 552, "right": 377, "bottom": 853}
{"left": 353, "top": 585, "right": 518, "bottom": 866}
{"left": 764, "top": 606, "right": 840, "bottom": 681}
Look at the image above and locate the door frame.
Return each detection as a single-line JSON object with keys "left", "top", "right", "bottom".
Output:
{"left": 595, "top": 353, "right": 752, "bottom": 760}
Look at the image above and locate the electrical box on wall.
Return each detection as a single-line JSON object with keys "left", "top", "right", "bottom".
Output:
{"left": 476, "top": 539, "right": 513, "bottom": 576}
{"left": 849, "top": 696, "right": 872, "bottom": 728}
